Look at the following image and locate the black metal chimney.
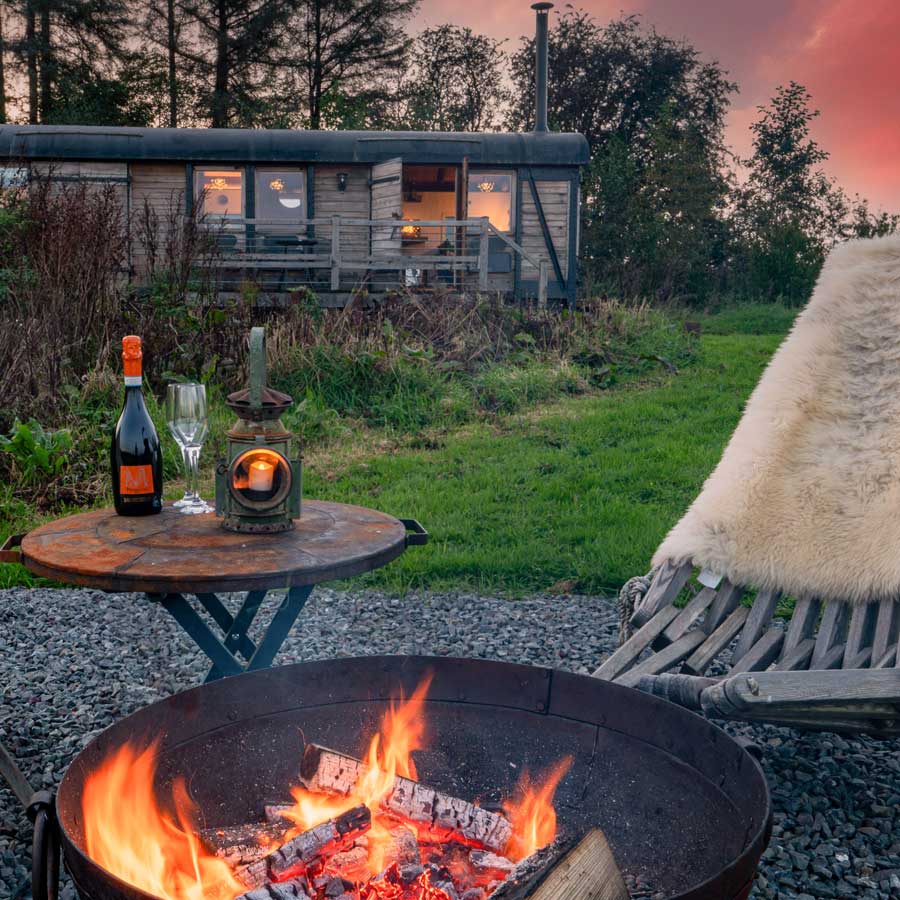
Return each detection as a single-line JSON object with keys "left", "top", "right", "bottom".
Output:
{"left": 532, "top": 2, "right": 553, "bottom": 133}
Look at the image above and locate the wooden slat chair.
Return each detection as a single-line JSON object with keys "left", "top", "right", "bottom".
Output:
{"left": 594, "top": 232, "right": 900, "bottom": 738}
{"left": 595, "top": 560, "right": 900, "bottom": 737}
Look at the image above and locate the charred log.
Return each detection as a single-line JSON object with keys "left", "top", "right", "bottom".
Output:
{"left": 237, "top": 876, "right": 311, "bottom": 900}
{"left": 200, "top": 821, "right": 289, "bottom": 867}
{"left": 469, "top": 850, "right": 515, "bottom": 878}
{"left": 300, "top": 744, "right": 512, "bottom": 853}
{"left": 269, "top": 804, "right": 371, "bottom": 880}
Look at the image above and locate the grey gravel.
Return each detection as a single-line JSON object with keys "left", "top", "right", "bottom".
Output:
{"left": 1, "top": 587, "right": 899, "bottom": 900}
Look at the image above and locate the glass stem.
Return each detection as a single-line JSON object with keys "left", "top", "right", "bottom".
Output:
{"left": 181, "top": 445, "right": 192, "bottom": 497}
{"left": 187, "top": 445, "right": 201, "bottom": 498}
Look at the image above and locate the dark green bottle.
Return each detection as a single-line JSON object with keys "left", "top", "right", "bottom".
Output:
{"left": 111, "top": 335, "right": 163, "bottom": 515}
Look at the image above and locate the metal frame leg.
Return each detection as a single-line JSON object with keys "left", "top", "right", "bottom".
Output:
{"left": 151, "top": 586, "right": 313, "bottom": 682}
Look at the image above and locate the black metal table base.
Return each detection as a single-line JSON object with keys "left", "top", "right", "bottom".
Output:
{"left": 151, "top": 585, "right": 313, "bottom": 682}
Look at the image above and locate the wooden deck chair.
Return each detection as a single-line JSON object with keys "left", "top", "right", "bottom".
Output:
{"left": 594, "top": 235, "right": 900, "bottom": 737}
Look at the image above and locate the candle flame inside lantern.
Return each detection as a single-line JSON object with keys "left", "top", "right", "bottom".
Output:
{"left": 248, "top": 459, "right": 275, "bottom": 492}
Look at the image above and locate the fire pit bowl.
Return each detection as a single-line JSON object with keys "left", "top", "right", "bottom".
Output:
{"left": 56, "top": 656, "right": 771, "bottom": 900}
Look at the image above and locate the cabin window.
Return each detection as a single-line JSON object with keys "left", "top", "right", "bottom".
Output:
{"left": 194, "top": 167, "right": 244, "bottom": 218}
{"left": 467, "top": 172, "right": 514, "bottom": 233}
{"left": 0, "top": 166, "right": 27, "bottom": 188}
{"left": 255, "top": 168, "right": 306, "bottom": 221}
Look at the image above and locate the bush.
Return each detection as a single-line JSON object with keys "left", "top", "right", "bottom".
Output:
{"left": 0, "top": 419, "right": 72, "bottom": 485}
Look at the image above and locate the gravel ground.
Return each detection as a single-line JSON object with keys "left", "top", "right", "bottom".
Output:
{"left": 1, "top": 587, "right": 899, "bottom": 900}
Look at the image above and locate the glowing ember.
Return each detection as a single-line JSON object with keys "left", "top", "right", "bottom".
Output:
{"left": 81, "top": 677, "right": 570, "bottom": 900}
{"left": 82, "top": 741, "right": 244, "bottom": 900}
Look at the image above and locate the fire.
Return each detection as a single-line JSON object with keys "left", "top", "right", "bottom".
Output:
{"left": 282, "top": 676, "right": 431, "bottom": 876}
{"left": 82, "top": 741, "right": 244, "bottom": 900}
{"left": 81, "top": 677, "right": 570, "bottom": 900}
{"left": 502, "top": 758, "right": 572, "bottom": 861}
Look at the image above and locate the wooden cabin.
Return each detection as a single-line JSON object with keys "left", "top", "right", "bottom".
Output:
{"left": 0, "top": 126, "right": 588, "bottom": 305}
{"left": 0, "top": 9, "right": 588, "bottom": 305}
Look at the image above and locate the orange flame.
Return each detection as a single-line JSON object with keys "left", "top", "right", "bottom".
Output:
{"left": 81, "top": 677, "right": 569, "bottom": 900}
{"left": 282, "top": 676, "right": 431, "bottom": 876}
{"left": 82, "top": 741, "right": 244, "bottom": 900}
{"left": 502, "top": 758, "right": 572, "bottom": 861}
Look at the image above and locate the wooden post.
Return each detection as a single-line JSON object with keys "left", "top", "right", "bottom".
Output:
{"left": 457, "top": 157, "right": 469, "bottom": 290}
{"left": 538, "top": 259, "right": 548, "bottom": 307}
{"left": 330, "top": 216, "right": 341, "bottom": 291}
{"left": 478, "top": 217, "right": 490, "bottom": 291}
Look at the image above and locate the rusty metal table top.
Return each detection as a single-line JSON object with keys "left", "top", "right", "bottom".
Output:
{"left": 21, "top": 500, "right": 409, "bottom": 594}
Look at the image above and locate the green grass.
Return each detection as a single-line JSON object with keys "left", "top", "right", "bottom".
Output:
{"left": 302, "top": 330, "right": 783, "bottom": 594}
{"left": 701, "top": 302, "right": 798, "bottom": 335}
{"left": 0, "top": 307, "right": 790, "bottom": 596}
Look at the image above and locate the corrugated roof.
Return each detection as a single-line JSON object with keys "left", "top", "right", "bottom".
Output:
{"left": 0, "top": 126, "right": 590, "bottom": 167}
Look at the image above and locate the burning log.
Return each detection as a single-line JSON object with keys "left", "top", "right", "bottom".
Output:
{"left": 200, "top": 822, "right": 289, "bottom": 867}
{"left": 300, "top": 744, "right": 512, "bottom": 853}
{"left": 269, "top": 804, "right": 371, "bottom": 881}
{"left": 469, "top": 850, "right": 515, "bottom": 879}
{"left": 237, "top": 876, "right": 311, "bottom": 900}
{"left": 489, "top": 829, "right": 628, "bottom": 900}
{"left": 328, "top": 845, "right": 370, "bottom": 879}
{"left": 265, "top": 802, "right": 294, "bottom": 825}
{"left": 384, "top": 824, "right": 420, "bottom": 866}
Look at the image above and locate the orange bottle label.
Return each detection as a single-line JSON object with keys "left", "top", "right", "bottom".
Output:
{"left": 120, "top": 464, "right": 154, "bottom": 495}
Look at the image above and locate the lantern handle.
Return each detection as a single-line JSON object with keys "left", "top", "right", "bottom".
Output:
{"left": 249, "top": 326, "right": 267, "bottom": 410}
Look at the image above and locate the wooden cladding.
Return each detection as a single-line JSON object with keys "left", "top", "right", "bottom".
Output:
{"left": 520, "top": 180, "right": 570, "bottom": 280}
{"left": 130, "top": 163, "right": 186, "bottom": 274}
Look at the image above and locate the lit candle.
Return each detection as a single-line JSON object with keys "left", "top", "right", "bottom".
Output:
{"left": 248, "top": 459, "right": 275, "bottom": 492}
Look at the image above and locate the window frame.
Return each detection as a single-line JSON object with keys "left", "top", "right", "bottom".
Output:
{"left": 253, "top": 166, "right": 307, "bottom": 224}
{"left": 467, "top": 169, "right": 516, "bottom": 233}
{"left": 193, "top": 165, "right": 245, "bottom": 221}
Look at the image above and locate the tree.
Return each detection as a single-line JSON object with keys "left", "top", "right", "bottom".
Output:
{"left": 276, "top": 0, "right": 417, "bottom": 130}
{"left": 508, "top": 9, "right": 736, "bottom": 301}
{"left": 731, "top": 83, "right": 854, "bottom": 303}
{"left": 175, "top": 0, "right": 290, "bottom": 127}
{"left": 9, "top": 0, "right": 129, "bottom": 123}
{"left": 401, "top": 25, "right": 508, "bottom": 132}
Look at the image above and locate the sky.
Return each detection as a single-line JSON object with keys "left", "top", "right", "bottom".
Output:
{"left": 415, "top": 0, "right": 900, "bottom": 210}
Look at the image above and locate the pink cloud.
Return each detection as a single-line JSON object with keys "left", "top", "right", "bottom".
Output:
{"left": 413, "top": 0, "right": 900, "bottom": 209}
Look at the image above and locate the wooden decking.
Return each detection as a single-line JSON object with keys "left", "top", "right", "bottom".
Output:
{"left": 202, "top": 217, "right": 550, "bottom": 303}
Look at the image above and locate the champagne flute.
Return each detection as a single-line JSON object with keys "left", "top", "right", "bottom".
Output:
{"left": 166, "top": 383, "right": 212, "bottom": 514}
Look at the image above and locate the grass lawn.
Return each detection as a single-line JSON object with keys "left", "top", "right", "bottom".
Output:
{"left": 307, "top": 330, "right": 784, "bottom": 595}
{"left": 0, "top": 305, "right": 792, "bottom": 595}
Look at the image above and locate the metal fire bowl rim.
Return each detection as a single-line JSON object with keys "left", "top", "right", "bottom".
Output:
{"left": 56, "top": 655, "right": 772, "bottom": 900}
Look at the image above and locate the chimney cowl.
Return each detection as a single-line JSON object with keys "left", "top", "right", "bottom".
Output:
{"left": 531, "top": 3, "right": 553, "bottom": 134}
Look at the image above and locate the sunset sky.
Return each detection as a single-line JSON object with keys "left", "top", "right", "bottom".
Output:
{"left": 416, "top": 0, "right": 900, "bottom": 210}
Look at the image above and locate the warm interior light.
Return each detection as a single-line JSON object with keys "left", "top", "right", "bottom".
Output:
{"left": 269, "top": 178, "right": 285, "bottom": 191}
{"left": 207, "top": 177, "right": 229, "bottom": 191}
{"left": 478, "top": 181, "right": 495, "bottom": 193}
{"left": 248, "top": 459, "right": 275, "bottom": 492}
{"left": 400, "top": 224, "right": 422, "bottom": 237}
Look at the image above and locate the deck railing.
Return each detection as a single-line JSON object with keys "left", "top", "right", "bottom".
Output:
{"left": 201, "top": 216, "right": 549, "bottom": 304}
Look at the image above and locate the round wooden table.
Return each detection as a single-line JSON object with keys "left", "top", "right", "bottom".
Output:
{"left": 18, "top": 500, "right": 427, "bottom": 681}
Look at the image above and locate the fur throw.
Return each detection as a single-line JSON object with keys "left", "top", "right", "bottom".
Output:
{"left": 654, "top": 234, "right": 900, "bottom": 604}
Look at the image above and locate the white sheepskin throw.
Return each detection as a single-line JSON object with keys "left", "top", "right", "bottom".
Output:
{"left": 654, "top": 233, "right": 900, "bottom": 604}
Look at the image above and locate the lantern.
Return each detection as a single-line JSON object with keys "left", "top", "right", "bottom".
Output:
{"left": 215, "top": 327, "right": 301, "bottom": 532}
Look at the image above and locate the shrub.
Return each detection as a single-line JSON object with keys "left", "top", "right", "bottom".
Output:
{"left": 0, "top": 419, "right": 72, "bottom": 485}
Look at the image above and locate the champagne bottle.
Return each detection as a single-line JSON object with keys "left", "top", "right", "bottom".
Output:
{"left": 111, "top": 335, "right": 163, "bottom": 516}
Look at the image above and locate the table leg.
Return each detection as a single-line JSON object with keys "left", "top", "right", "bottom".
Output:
{"left": 246, "top": 585, "right": 313, "bottom": 672}
{"left": 156, "top": 593, "right": 245, "bottom": 679}
{"left": 151, "top": 586, "right": 313, "bottom": 682}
